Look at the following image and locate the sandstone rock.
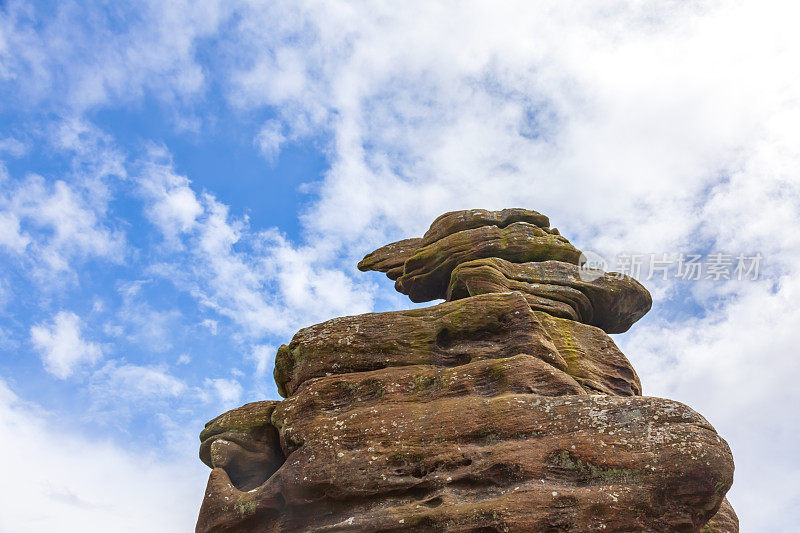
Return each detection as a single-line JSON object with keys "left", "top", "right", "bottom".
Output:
{"left": 197, "top": 207, "right": 736, "bottom": 532}
{"left": 447, "top": 258, "right": 651, "bottom": 333}
{"left": 274, "top": 292, "right": 640, "bottom": 398}
{"left": 358, "top": 209, "right": 580, "bottom": 302}
{"left": 277, "top": 354, "right": 588, "bottom": 419}
{"left": 537, "top": 311, "right": 641, "bottom": 396}
{"left": 419, "top": 208, "right": 552, "bottom": 246}
{"left": 199, "top": 395, "right": 733, "bottom": 532}
{"left": 198, "top": 401, "right": 283, "bottom": 491}
{"left": 396, "top": 222, "right": 582, "bottom": 302}
{"left": 701, "top": 498, "right": 739, "bottom": 532}
{"left": 197, "top": 401, "right": 285, "bottom": 532}
{"left": 357, "top": 237, "right": 423, "bottom": 280}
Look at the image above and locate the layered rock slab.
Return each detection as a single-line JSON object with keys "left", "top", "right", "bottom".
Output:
{"left": 357, "top": 208, "right": 555, "bottom": 282}
{"left": 448, "top": 258, "right": 651, "bottom": 333}
{"left": 419, "top": 208, "right": 554, "bottom": 246}
{"left": 358, "top": 237, "right": 423, "bottom": 281}
{"left": 198, "top": 394, "right": 733, "bottom": 532}
{"left": 274, "top": 292, "right": 641, "bottom": 398}
{"left": 396, "top": 222, "right": 582, "bottom": 303}
{"left": 197, "top": 401, "right": 285, "bottom": 532}
{"left": 360, "top": 218, "right": 582, "bottom": 303}
{"left": 358, "top": 208, "right": 650, "bottom": 335}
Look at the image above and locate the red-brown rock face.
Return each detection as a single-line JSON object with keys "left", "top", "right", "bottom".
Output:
{"left": 196, "top": 208, "right": 737, "bottom": 532}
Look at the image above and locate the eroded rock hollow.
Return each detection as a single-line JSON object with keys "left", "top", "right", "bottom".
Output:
{"left": 196, "top": 208, "right": 737, "bottom": 532}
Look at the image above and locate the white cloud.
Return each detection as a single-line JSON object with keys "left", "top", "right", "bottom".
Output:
{"left": 30, "top": 311, "right": 102, "bottom": 379}
{"left": 0, "top": 0, "right": 226, "bottom": 112}
{"left": 0, "top": 211, "right": 30, "bottom": 253}
{"left": 0, "top": 378, "right": 204, "bottom": 532}
{"left": 137, "top": 152, "right": 374, "bottom": 339}
{"left": 0, "top": 119, "right": 126, "bottom": 285}
{"left": 1, "top": 175, "right": 125, "bottom": 275}
{"left": 92, "top": 362, "right": 187, "bottom": 401}
{"left": 0, "top": 136, "right": 28, "bottom": 157}
{"left": 254, "top": 119, "right": 286, "bottom": 162}
{"left": 190, "top": 199, "right": 292, "bottom": 336}
{"left": 109, "top": 279, "right": 183, "bottom": 353}
{"left": 200, "top": 319, "right": 218, "bottom": 335}
{"left": 219, "top": 1, "right": 799, "bottom": 257}
{"left": 50, "top": 117, "right": 126, "bottom": 180}
{"left": 203, "top": 377, "right": 242, "bottom": 409}
{"left": 0, "top": 278, "right": 10, "bottom": 312}
{"left": 137, "top": 145, "right": 203, "bottom": 243}
{"left": 249, "top": 343, "right": 274, "bottom": 377}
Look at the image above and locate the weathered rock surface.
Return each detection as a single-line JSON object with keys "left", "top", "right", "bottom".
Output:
{"left": 701, "top": 499, "right": 739, "bottom": 532}
{"left": 197, "top": 401, "right": 285, "bottom": 532}
{"left": 396, "top": 222, "right": 582, "bottom": 303}
{"left": 357, "top": 209, "right": 557, "bottom": 284}
{"left": 359, "top": 210, "right": 581, "bottom": 303}
{"left": 197, "top": 208, "right": 736, "bottom": 532}
{"left": 198, "top": 395, "right": 733, "bottom": 532}
{"left": 199, "top": 401, "right": 283, "bottom": 491}
{"left": 447, "top": 258, "right": 651, "bottom": 333}
{"left": 418, "top": 208, "right": 554, "bottom": 246}
{"left": 274, "top": 292, "right": 641, "bottom": 398}
{"left": 358, "top": 237, "right": 423, "bottom": 281}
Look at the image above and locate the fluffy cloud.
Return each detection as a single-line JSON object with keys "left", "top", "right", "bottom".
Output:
{"left": 0, "top": 119, "right": 126, "bottom": 284}
{"left": 1, "top": 176, "right": 125, "bottom": 275}
{"left": 30, "top": 311, "right": 103, "bottom": 379}
{"left": 92, "top": 362, "right": 187, "bottom": 401}
{"left": 136, "top": 150, "right": 374, "bottom": 339}
{"left": 254, "top": 119, "right": 287, "bottom": 162}
{"left": 137, "top": 146, "right": 203, "bottom": 243}
{"left": 0, "top": 211, "right": 29, "bottom": 253}
{"left": 203, "top": 377, "right": 242, "bottom": 409}
{"left": 0, "top": 137, "right": 28, "bottom": 157}
{"left": 0, "top": 0, "right": 226, "bottom": 112}
{"left": 0, "top": 378, "right": 205, "bottom": 532}
{"left": 249, "top": 343, "right": 275, "bottom": 377}
{"left": 220, "top": 1, "right": 799, "bottom": 260}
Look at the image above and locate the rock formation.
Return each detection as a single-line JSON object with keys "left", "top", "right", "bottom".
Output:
{"left": 196, "top": 208, "right": 737, "bottom": 532}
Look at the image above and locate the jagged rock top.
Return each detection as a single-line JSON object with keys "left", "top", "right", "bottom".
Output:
{"left": 419, "top": 208, "right": 554, "bottom": 246}
{"left": 359, "top": 208, "right": 651, "bottom": 331}
{"left": 358, "top": 209, "right": 556, "bottom": 277}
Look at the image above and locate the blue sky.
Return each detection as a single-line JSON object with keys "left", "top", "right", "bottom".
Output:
{"left": 1, "top": 1, "right": 799, "bottom": 531}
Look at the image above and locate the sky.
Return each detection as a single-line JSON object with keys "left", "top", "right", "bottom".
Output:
{"left": 0, "top": 1, "right": 798, "bottom": 530}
